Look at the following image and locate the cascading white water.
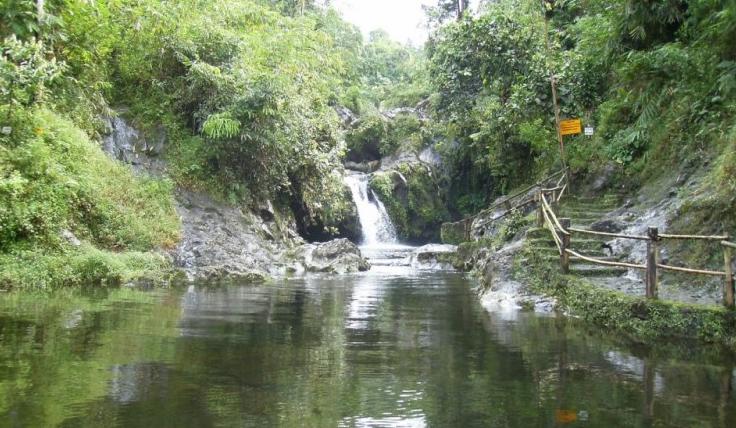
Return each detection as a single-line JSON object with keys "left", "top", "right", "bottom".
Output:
{"left": 344, "top": 173, "right": 398, "bottom": 246}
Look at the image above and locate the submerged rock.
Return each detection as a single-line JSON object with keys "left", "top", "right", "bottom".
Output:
{"left": 298, "top": 239, "right": 370, "bottom": 274}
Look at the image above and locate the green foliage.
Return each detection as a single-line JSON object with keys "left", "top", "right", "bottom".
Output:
{"left": 1, "top": 35, "right": 65, "bottom": 112}
{"left": 0, "top": 108, "right": 179, "bottom": 259}
{"left": 345, "top": 111, "right": 423, "bottom": 158}
{"left": 0, "top": 245, "right": 171, "bottom": 290}
{"left": 495, "top": 208, "right": 528, "bottom": 244}
{"left": 427, "top": 2, "right": 558, "bottom": 204}
{"left": 0, "top": 0, "right": 41, "bottom": 39}
{"left": 202, "top": 112, "right": 241, "bottom": 140}
{"left": 353, "top": 30, "right": 430, "bottom": 110}
{"left": 110, "top": 0, "right": 357, "bottom": 222}
{"left": 427, "top": 0, "right": 736, "bottom": 225}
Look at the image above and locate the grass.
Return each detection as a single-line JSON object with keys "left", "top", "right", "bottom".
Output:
{"left": 0, "top": 108, "right": 181, "bottom": 290}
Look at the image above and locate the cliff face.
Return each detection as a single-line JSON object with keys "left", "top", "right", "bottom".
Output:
{"left": 102, "top": 114, "right": 368, "bottom": 282}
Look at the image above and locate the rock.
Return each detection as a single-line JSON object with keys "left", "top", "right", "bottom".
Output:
{"left": 344, "top": 160, "right": 381, "bottom": 173}
{"left": 173, "top": 189, "right": 304, "bottom": 281}
{"left": 258, "top": 200, "right": 275, "bottom": 222}
{"left": 592, "top": 163, "right": 617, "bottom": 192}
{"left": 414, "top": 98, "right": 431, "bottom": 115}
{"left": 299, "top": 238, "right": 370, "bottom": 274}
{"left": 198, "top": 266, "right": 268, "bottom": 283}
{"left": 410, "top": 244, "right": 457, "bottom": 270}
{"left": 382, "top": 107, "right": 423, "bottom": 120}
{"left": 441, "top": 221, "right": 468, "bottom": 245}
{"left": 102, "top": 115, "right": 167, "bottom": 176}
{"left": 418, "top": 145, "right": 442, "bottom": 169}
{"left": 370, "top": 162, "right": 450, "bottom": 244}
{"left": 290, "top": 183, "right": 361, "bottom": 243}
{"left": 590, "top": 219, "right": 625, "bottom": 233}
{"left": 61, "top": 229, "right": 81, "bottom": 247}
{"left": 335, "top": 106, "right": 358, "bottom": 127}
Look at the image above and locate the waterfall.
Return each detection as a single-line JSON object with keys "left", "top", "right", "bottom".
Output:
{"left": 344, "top": 173, "right": 398, "bottom": 246}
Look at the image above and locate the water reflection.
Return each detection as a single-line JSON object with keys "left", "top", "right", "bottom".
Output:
{"left": 0, "top": 274, "right": 734, "bottom": 427}
{"left": 346, "top": 274, "right": 386, "bottom": 330}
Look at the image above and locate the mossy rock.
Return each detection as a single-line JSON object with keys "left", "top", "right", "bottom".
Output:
{"left": 441, "top": 221, "right": 468, "bottom": 245}
{"left": 370, "top": 162, "right": 450, "bottom": 243}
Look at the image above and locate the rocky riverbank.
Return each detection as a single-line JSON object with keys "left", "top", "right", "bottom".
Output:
{"left": 448, "top": 177, "right": 736, "bottom": 348}
{"left": 102, "top": 115, "right": 371, "bottom": 283}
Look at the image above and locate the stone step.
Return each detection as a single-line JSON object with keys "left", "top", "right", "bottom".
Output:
{"left": 560, "top": 215, "right": 610, "bottom": 223}
{"left": 528, "top": 238, "right": 614, "bottom": 252}
{"left": 566, "top": 195, "right": 622, "bottom": 204}
{"left": 559, "top": 206, "right": 615, "bottom": 213}
{"left": 571, "top": 266, "right": 629, "bottom": 277}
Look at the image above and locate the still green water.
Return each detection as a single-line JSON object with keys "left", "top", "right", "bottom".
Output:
{"left": 0, "top": 270, "right": 734, "bottom": 427}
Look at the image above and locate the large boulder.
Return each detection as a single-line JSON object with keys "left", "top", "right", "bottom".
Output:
{"left": 174, "top": 190, "right": 303, "bottom": 282}
{"left": 290, "top": 181, "right": 362, "bottom": 243}
{"left": 298, "top": 239, "right": 370, "bottom": 274}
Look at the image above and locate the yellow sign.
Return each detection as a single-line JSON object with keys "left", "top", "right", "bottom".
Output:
{"left": 560, "top": 118, "right": 582, "bottom": 136}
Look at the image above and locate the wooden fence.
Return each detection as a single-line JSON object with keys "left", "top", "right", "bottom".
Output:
{"left": 450, "top": 169, "right": 568, "bottom": 241}
{"left": 538, "top": 192, "right": 736, "bottom": 308}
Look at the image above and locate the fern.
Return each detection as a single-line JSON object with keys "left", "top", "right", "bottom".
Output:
{"left": 202, "top": 112, "right": 241, "bottom": 139}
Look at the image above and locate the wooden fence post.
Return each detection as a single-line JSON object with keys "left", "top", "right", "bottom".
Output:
{"left": 560, "top": 218, "right": 571, "bottom": 274}
{"left": 536, "top": 190, "right": 544, "bottom": 227}
{"left": 723, "top": 243, "right": 734, "bottom": 309}
{"left": 646, "top": 227, "right": 659, "bottom": 299}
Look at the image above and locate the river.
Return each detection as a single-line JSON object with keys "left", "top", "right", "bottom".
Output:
{"left": 0, "top": 266, "right": 734, "bottom": 427}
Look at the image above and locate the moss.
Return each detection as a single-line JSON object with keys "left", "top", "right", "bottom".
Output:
{"left": 516, "top": 246, "right": 736, "bottom": 349}
{"left": 441, "top": 221, "right": 467, "bottom": 245}
{"left": 370, "top": 171, "right": 409, "bottom": 233}
{"left": 370, "top": 162, "right": 450, "bottom": 243}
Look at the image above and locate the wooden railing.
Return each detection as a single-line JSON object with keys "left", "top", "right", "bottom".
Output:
{"left": 451, "top": 169, "right": 568, "bottom": 241}
{"left": 538, "top": 194, "right": 736, "bottom": 308}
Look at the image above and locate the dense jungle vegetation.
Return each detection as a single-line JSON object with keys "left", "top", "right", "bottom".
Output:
{"left": 1, "top": 0, "right": 735, "bottom": 288}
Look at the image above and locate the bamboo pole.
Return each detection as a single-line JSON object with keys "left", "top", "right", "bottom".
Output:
{"left": 556, "top": 183, "right": 567, "bottom": 203}
{"left": 542, "top": 208, "right": 563, "bottom": 253}
{"left": 537, "top": 190, "right": 544, "bottom": 227}
{"left": 659, "top": 233, "right": 730, "bottom": 241}
{"left": 720, "top": 241, "right": 736, "bottom": 249}
{"left": 568, "top": 227, "right": 649, "bottom": 241}
{"left": 560, "top": 218, "right": 571, "bottom": 274}
{"left": 656, "top": 264, "right": 725, "bottom": 276}
{"left": 723, "top": 244, "right": 734, "bottom": 309}
{"left": 565, "top": 249, "right": 647, "bottom": 270}
{"left": 541, "top": 194, "right": 569, "bottom": 235}
{"left": 646, "top": 227, "right": 659, "bottom": 299}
